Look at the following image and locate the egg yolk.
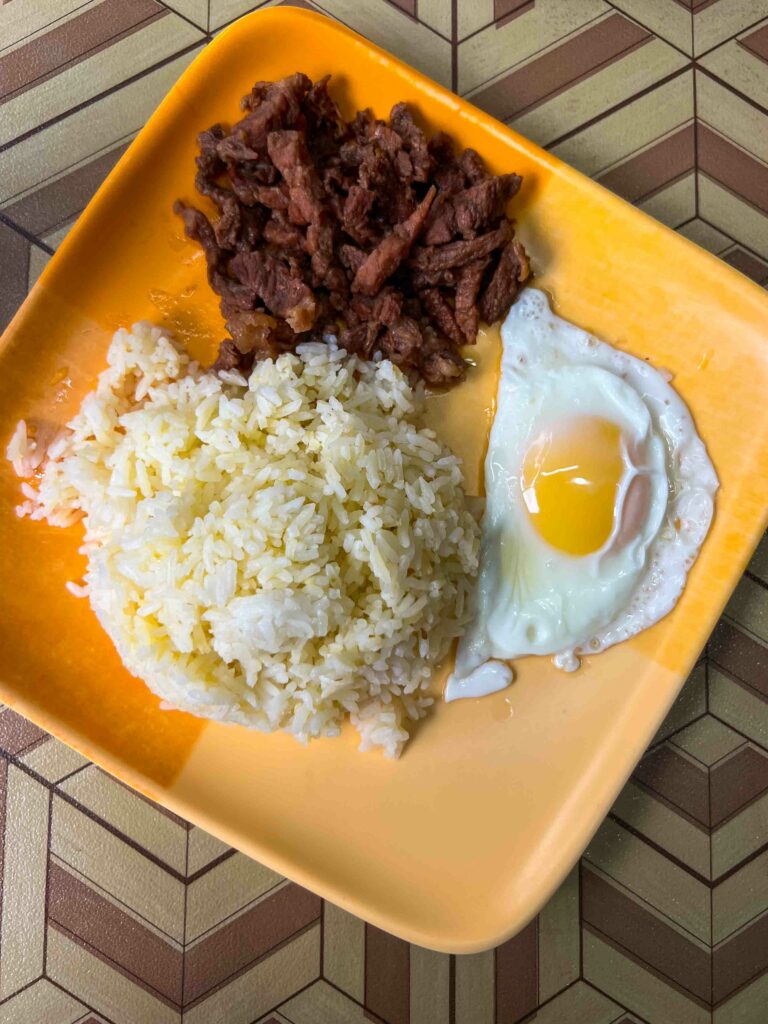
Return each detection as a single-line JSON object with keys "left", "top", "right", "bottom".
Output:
{"left": 521, "top": 416, "right": 625, "bottom": 556}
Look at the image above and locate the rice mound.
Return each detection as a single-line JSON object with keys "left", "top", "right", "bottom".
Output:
{"left": 9, "top": 324, "right": 480, "bottom": 756}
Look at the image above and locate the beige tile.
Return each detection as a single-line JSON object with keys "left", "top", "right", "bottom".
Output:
{"left": 0, "top": 978, "right": 85, "bottom": 1024}
{"left": 0, "top": 14, "right": 204, "bottom": 147}
{"left": 714, "top": 970, "right": 768, "bottom": 1024}
{"left": 652, "top": 661, "right": 707, "bottom": 745}
{"left": 0, "top": 47, "right": 203, "bottom": 205}
{"left": 459, "top": 0, "right": 608, "bottom": 96}
{"left": 18, "top": 737, "right": 88, "bottom": 783}
{"left": 185, "top": 851, "right": 282, "bottom": 941}
{"left": 551, "top": 73, "right": 693, "bottom": 177}
{"left": 187, "top": 825, "right": 230, "bottom": 876}
{"left": 315, "top": 0, "right": 451, "bottom": 87}
{"left": 696, "top": 70, "right": 768, "bottom": 165}
{"left": 700, "top": 37, "right": 768, "bottom": 112}
{"left": 185, "top": 923, "right": 320, "bottom": 1024}
{"left": 454, "top": 950, "right": 494, "bottom": 1024}
{"left": 39, "top": 222, "right": 75, "bottom": 251}
{"left": 0, "top": 0, "right": 98, "bottom": 53}
{"left": 585, "top": 818, "right": 710, "bottom": 942}
{"left": 457, "top": 0, "right": 493, "bottom": 41}
{"left": 678, "top": 217, "right": 732, "bottom": 255}
{"left": 709, "top": 666, "right": 768, "bottom": 750}
{"left": 724, "top": 576, "right": 768, "bottom": 643}
{"left": 48, "top": 853, "right": 184, "bottom": 950}
{"left": 538, "top": 867, "right": 580, "bottom": 1000}
{"left": 524, "top": 980, "right": 623, "bottom": 1024}
{"left": 211, "top": 0, "right": 451, "bottom": 86}
{"left": 694, "top": 0, "right": 766, "bottom": 57}
{"left": 672, "top": 715, "right": 744, "bottom": 766}
{"left": 50, "top": 795, "right": 185, "bottom": 941}
{"left": 163, "top": 0, "right": 209, "bottom": 29}
{"left": 584, "top": 929, "right": 710, "bottom": 1024}
{"left": 418, "top": 0, "right": 451, "bottom": 40}
{"left": 281, "top": 979, "right": 366, "bottom": 1023}
{"left": 47, "top": 926, "right": 180, "bottom": 1024}
{"left": 611, "top": 780, "right": 710, "bottom": 878}
{"left": 410, "top": 945, "right": 450, "bottom": 1024}
{"left": 509, "top": 38, "right": 687, "bottom": 150}
{"left": 712, "top": 789, "right": 768, "bottom": 879}
{"left": 713, "top": 847, "right": 768, "bottom": 942}
{"left": 637, "top": 171, "right": 696, "bottom": 227}
{"left": 0, "top": 766, "right": 48, "bottom": 999}
{"left": 209, "top": 0, "right": 271, "bottom": 31}
{"left": 323, "top": 901, "right": 365, "bottom": 1001}
{"left": 699, "top": 176, "right": 768, "bottom": 261}
{"left": 60, "top": 766, "right": 187, "bottom": 873}
{"left": 609, "top": 0, "right": 692, "bottom": 54}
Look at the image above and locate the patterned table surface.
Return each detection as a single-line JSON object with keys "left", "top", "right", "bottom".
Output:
{"left": 1, "top": 2, "right": 767, "bottom": 1023}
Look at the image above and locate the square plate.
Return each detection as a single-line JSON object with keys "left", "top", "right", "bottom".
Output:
{"left": 1, "top": 8, "right": 767, "bottom": 953}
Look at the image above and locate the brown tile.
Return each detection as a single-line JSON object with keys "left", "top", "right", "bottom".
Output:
{"left": 633, "top": 745, "right": 711, "bottom": 827}
{"left": 714, "top": 910, "right": 768, "bottom": 1003}
{"left": 722, "top": 247, "right": 768, "bottom": 285}
{"left": 0, "top": 708, "right": 47, "bottom": 757}
{"left": 495, "top": 918, "right": 538, "bottom": 1023}
{"left": 388, "top": 0, "right": 416, "bottom": 17}
{"left": 698, "top": 124, "right": 768, "bottom": 216}
{"left": 48, "top": 861, "right": 183, "bottom": 1006}
{"left": 0, "top": 0, "right": 167, "bottom": 104}
{"left": 709, "top": 619, "right": 768, "bottom": 699}
{"left": 3, "top": 143, "right": 130, "bottom": 241}
{"left": 582, "top": 868, "right": 711, "bottom": 1003}
{"left": 710, "top": 746, "right": 768, "bottom": 826}
{"left": 471, "top": 13, "right": 651, "bottom": 122}
{"left": 495, "top": 0, "right": 535, "bottom": 30}
{"left": 598, "top": 124, "right": 695, "bottom": 204}
{"left": 738, "top": 22, "right": 768, "bottom": 62}
{"left": 0, "top": 222, "right": 28, "bottom": 329}
{"left": 365, "top": 924, "right": 410, "bottom": 1024}
{"left": 184, "top": 882, "right": 320, "bottom": 1004}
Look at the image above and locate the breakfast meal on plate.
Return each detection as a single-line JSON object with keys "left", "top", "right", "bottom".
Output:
{"left": 445, "top": 289, "right": 719, "bottom": 701}
{"left": 6, "top": 71, "right": 719, "bottom": 755}
{"left": 174, "top": 72, "right": 529, "bottom": 384}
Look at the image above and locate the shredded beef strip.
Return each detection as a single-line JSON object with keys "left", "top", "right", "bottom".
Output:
{"left": 352, "top": 186, "right": 436, "bottom": 296}
{"left": 410, "top": 223, "right": 511, "bottom": 275}
{"left": 454, "top": 258, "right": 488, "bottom": 344}
{"left": 230, "top": 251, "right": 316, "bottom": 332}
{"left": 419, "top": 288, "right": 465, "bottom": 348}
{"left": 478, "top": 239, "right": 531, "bottom": 324}
{"left": 177, "top": 73, "right": 530, "bottom": 385}
{"left": 423, "top": 174, "right": 521, "bottom": 245}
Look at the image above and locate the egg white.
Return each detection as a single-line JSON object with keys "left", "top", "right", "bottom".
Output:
{"left": 446, "top": 289, "right": 719, "bottom": 701}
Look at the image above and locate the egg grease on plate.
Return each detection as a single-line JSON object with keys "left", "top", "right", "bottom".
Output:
{"left": 445, "top": 288, "right": 719, "bottom": 702}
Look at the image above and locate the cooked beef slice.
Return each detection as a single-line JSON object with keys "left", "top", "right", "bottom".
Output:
{"left": 478, "top": 239, "right": 531, "bottom": 324}
{"left": 352, "top": 186, "right": 436, "bottom": 296}
{"left": 454, "top": 258, "right": 488, "bottom": 344}
{"left": 419, "top": 287, "right": 465, "bottom": 348}
{"left": 230, "top": 251, "right": 316, "bottom": 332}
{"left": 177, "top": 73, "right": 529, "bottom": 383}
{"left": 410, "top": 223, "right": 511, "bottom": 275}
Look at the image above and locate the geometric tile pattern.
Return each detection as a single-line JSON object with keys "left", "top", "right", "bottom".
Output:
{"left": 0, "top": 2, "right": 766, "bottom": 1022}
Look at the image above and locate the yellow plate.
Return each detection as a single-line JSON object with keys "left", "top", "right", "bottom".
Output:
{"left": 1, "top": 8, "right": 767, "bottom": 953}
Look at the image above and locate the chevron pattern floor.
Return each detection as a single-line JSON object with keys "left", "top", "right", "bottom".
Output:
{"left": 1, "top": 2, "right": 767, "bottom": 1022}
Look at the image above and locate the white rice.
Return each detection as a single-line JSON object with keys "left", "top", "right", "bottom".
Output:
{"left": 9, "top": 324, "right": 479, "bottom": 756}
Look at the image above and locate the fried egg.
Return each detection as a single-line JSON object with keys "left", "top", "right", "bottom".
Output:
{"left": 445, "top": 288, "right": 718, "bottom": 701}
